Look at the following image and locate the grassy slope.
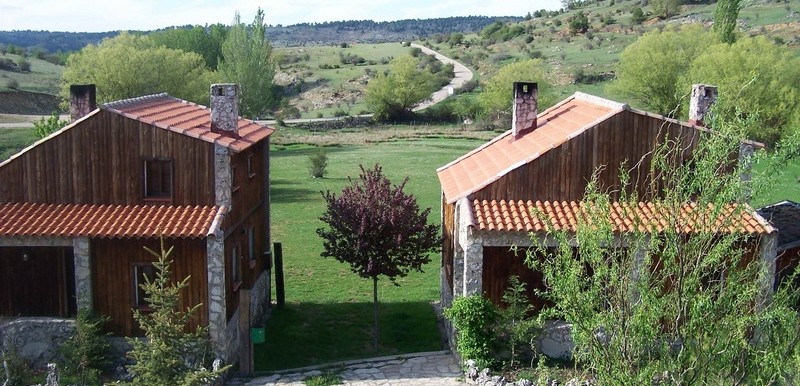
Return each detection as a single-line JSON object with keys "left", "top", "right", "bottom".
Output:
{"left": 0, "top": 128, "right": 37, "bottom": 160}
{"left": 0, "top": 53, "right": 63, "bottom": 94}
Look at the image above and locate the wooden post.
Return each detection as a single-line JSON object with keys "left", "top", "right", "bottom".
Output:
{"left": 238, "top": 288, "right": 252, "bottom": 376}
{"left": 274, "top": 242, "right": 285, "bottom": 307}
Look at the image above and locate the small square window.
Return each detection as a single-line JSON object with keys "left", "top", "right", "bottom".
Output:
{"left": 144, "top": 159, "right": 173, "bottom": 200}
{"left": 132, "top": 264, "right": 156, "bottom": 309}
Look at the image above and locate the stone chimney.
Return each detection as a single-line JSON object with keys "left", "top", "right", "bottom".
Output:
{"left": 210, "top": 84, "right": 239, "bottom": 134}
{"left": 688, "top": 84, "right": 718, "bottom": 126}
{"left": 69, "top": 84, "right": 96, "bottom": 122}
{"left": 512, "top": 82, "right": 538, "bottom": 138}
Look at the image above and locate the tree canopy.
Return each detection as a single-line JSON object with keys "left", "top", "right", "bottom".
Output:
{"left": 365, "top": 55, "right": 439, "bottom": 121}
{"left": 149, "top": 24, "right": 228, "bottom": 70}
{"left": 60, "top": 32, "right": 215, "bottom": 105}
{"left": 219, "top": 9, "right": 279, "bottom": 118}
{"left": 609, "top": 25, "right": 800, "bottom": 144}
{"left": 316, "top": 164, "right": 439, "bottom": 350}
{"left": 479, "top": 58, "right": 553, "bottom": 126}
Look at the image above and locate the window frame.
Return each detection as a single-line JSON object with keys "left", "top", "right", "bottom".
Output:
{"left": 131, "top": 263, "right": 156, "bottom": 311}
{"left": 247, "top": 153, "right": 256, "bottom": 179}
{"left": 231, "top": 243, "right": 242, "bottom": 291}
{"left": 143, "top": 158, "right": 174, "bottom": 202}
{"left": 248, "top": 226, "right": 256, "bottom": 268}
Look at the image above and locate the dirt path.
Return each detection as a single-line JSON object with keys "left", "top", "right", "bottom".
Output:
{"left": 411, "top": 43, "right": 474, "bottom": 111}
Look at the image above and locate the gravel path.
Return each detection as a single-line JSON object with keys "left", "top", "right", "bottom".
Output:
{"left": 227, "top": 351, "right": 464, "bottom": 386}
{"left": 410, "top": 44, "right": 474, "bottom": 111}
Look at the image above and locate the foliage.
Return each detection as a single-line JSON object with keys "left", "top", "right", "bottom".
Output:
{"left": 630, "top": 7, "right": 646, "bottom": 24}
{"left": 686, "top": 35, "right": 800, "bottom": 145}
{"left": 219, "top": 8, "right": 279, "bottom": 118}
{"left": 528, "top": 116, "right": 800, "bottom": 384}
{"left": 316, "top": 164, "right": 439, "bottom": 351}
{"left": 308, "top": 149, "right": 329, "bottom": 178}
{"left": 568, "top": 12, "right": 590, "bottom": 35}
{"left": 497, "top": 276, "right": 538, "bottom": 368}
{"left": 608, "top": 25, "right": 717, "bottom": 117}
{"left": 0, "top": 344, "right": 43, "bottom": 386}
{"left": 444, "top": 295, "right": 499, "bottom": 369}
{"left": 122, "top": 239, "right": 228, "bottom": 386}
{"left": 58, "top": 309, "right": 110, "bottom": 386}
{"left": 304, "top": 371, "right": 343, "bottom": 386}
{"left": 365, "top": 55, "right": 438, "bottom": 121}
{"left": 15, "top": 57, "right": 30, "bottom": 72}
{"left": 149, "top": 24, "right": 228, "bottom": 70}
{"left": 479, "top": 59, "right": 553, "bottom": 127}
{"left": 33, "top": 112, "right": 69, "bottom": 139}
{"left": 652, "top": 0, "right": 682, "bottom": 19}
{"left": 714, "top": 0, "right": 742, "bottom": 44}
{"left": 60, "top": 33, "right": 213, "bottom": 105}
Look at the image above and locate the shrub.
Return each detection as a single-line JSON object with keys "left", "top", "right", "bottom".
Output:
{"left": 444, "top": 295, "right": 499, "bottom": 369}
{"left": 58, "top": 309, "right": 110, "bottom": 386}
{"left": 308, "top": 150, "right": 329, "bottom": 178}
{"left": 33, "top": 112, "right": 69, "bottom": 139}
{"left": 6, "top": 78, "right": 19, "bottom": 89}
{"left": 16, "top": 58, "right": 30, "bottom": 72}
{"left": 496, "top": 276, "right": 538, "bottom": 368}
{"left": 0, "top": 345, "right": 42, "bottom": 386}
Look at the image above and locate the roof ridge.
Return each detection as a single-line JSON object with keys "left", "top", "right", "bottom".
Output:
{"left": 103, "top": 92, "right": 174, "bottom": 111}
{"left": 572, "top": 92, "right": 628, "bottom": 111}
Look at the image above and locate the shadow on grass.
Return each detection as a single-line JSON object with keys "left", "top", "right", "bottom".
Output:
{"left": 254, "top": 301, "right": 443, "bottom": 372}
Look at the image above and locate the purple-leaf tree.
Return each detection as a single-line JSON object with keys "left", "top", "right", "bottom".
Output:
{"left": 316, "top": 164, "right": 439, "bottom": 352}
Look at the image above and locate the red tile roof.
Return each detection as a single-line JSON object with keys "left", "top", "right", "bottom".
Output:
{"left": 472, "top": 199, "right": 773, "bottom": 235}
{"left": 103, "top": 93, "right": 273, "bottom": 152}
{"left": 0, "top": 203, "right": 223, "bottom": 239}
{"left": 437, "top": 93, "right": 624, "bottom": 204}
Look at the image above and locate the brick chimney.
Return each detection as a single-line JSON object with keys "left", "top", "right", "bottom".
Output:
{"left": 512, "top": 82, "right": 538, "bottom": 138}
{"left": 210, "top": 84, "right": 239, "bottom": 134}
{"left": 688, "top": 84, "right": 717, "bottom": 126}
{"left": 69, "top": 84, "right": 96, "bottom": 122}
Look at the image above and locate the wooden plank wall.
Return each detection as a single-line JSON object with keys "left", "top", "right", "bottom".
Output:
{"left": 473, "top": 111, "right": 703, "bottom": 203}
{"left": 0, "top": 110, "right": 215, "bottom": 206}
{"left": 0, "top": 247, "right": 75, "bottom": 317}
{"left": 91, "top": 238, "right": 208, "bottom": 336}
{"left": 482, "top": 246, "right": 552, "bottom": 313}
{"left": 442, "top": 198, "right": 455, "bottom": 291}
{"left": 224, "top": 139, "right": 269, "bottom": 320}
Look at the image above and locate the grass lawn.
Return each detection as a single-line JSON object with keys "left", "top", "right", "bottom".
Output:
{"left": 0, "top": 127, "right": 37, "bottom": 161}
{"left": 255, "top": 136, "right": 485, "bottom": 371}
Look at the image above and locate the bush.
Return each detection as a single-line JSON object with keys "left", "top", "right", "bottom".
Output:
{"left": 6, "top": 78, "right": 19, "bottom": 89}
{"left": 444, "top": 295, "right": 499, "bottom": 369}
{"left": 58, "top": 309, "right": 110, "bottom": 386}
{"left": 33, "top": 112, "right": 69, "bottom": 139}
{"left": 16, "top": 58, "right": 30, "bottom": 72}
{"left": 496, "top": 277, "right": 538, "bottom": 368}
{"left": 308, "top": 150, "right": 329, "bottom": 178}
{"left": 0, "top": 345, "right": 43, "bottom": 386}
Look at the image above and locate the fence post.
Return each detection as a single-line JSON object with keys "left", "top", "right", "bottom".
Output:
{"left": 274, "top": 242, "right": 285, "bottom": 307}
{"left": 238, "top": 289, "right": 252, "bottom": 376}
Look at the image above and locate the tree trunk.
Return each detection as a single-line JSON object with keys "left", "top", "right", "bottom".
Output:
{"left": 373, "top": 276, "right": 379, "bottom": 353}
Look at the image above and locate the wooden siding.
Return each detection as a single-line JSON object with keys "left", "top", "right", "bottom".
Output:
{"left": 442, "top": 198, "right": 455, "bottom": 291}
{"left": 224, "top": 139, "right": 269, "bottom": 320}
{"left": 91, "top": 238, "right": 208, "bottom": 336}
{"left": 777, "top": 246, "right": 800, "bottom": 290}
{"left": 473, "top": 111, "right": 702, "bottom": 203}
{"left": 0, "top": 110, "right": 215, "bottom": 206}
{"left": 482, "top": 246, "right": 552, "bottom": 312}
{"left": 0, "top": 247, "right": 75, "bottom": 317}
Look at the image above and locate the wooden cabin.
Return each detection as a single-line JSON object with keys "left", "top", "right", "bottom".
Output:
{"left": 436, "top": 83, "right": 777, "bottom": 312}
{"left": 0, "top": 84, "right": 273, "bottom": 363}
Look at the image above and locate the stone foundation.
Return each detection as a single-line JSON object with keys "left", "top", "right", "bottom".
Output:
{"left": 0, "top": 318, "right": 75, "bottom": 369}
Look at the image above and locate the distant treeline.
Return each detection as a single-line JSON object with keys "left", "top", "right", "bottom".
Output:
{"left": 0, "top": 16, "right": 523, "bottom": 54}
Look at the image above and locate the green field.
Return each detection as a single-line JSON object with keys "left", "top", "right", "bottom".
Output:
{"left": 0, "top": 128, "right": 37, "bottom": 161}
{"left": 0, "top": 53, "right": 63, "bottom": 94}
{"left": 255, "top": 136, "right": 485, "bottom": 371}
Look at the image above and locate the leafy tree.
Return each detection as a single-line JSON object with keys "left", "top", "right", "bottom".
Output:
{"left": 608, "top": 25, "right": 717, "bottom": 117}
{"left": 568, "top": 12, "right": 590, "bottom": 35}
{"left": 33, "top": 112, "right": 69, "bottom": 139}
{"left": 149, "top": 24, "right": 228, "bottom": 70}
{"left": 652, "top": 0, "right": 682, "bottom": 19}
{"left": 630, "top": 6, "right": 646, "bottom": 24}
{"left": 316, "top": 165, "right": 439, "bottom": 352}
{"left": 123, "top": 239, "right": 228, "bottom": 386}
{"left": 15, "top": 57, "right": 30, "bottom": 72}
{"left": 529, "top": 117, "right": 800, "bottom": 384}
{"left": 365, "top": 55, "right": 438, "bottom": 121}
{"left": 307, "top": 149, "right": 328, "bottom": 178}
{"left": 686, "top": 35, "right": 800, "bottom": 145}
{"left": 61, "top": 32, "right": 214, "bottom": 105}
{"left": 714, "top": 0, "right": 742, "bottom": 44}
{"left": 219, "top": 9, "right": 279, "bottom": 118}
{"left": 479, "top": 59, "right": 554, "bottom": 127}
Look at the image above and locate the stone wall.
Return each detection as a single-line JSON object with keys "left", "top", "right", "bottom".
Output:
{"left": 249, "top": 269, "right": 271, "bottom": 326}
{"left": 0, "top": 318, "right": 75, "bottom": 369}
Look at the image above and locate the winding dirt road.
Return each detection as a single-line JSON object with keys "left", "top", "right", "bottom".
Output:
{"left": 411, "top": 43, "right": 474, "bottom": 111}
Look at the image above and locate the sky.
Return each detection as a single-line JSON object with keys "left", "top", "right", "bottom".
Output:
{"left": 0, "top": 0, "right": 562, "bottom": 32}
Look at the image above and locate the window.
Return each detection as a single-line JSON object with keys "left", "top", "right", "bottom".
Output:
{"left": 231, "top": 243, "right": 241, "bottom": 290}
{"left": 247, "top": 153, "right": 256, "bottom": 179}
{"left": 248, "top": 226, "right": 256, "bottom": 267}
{"left": 144, "top": 159, "right": 173, "bottom": 199}
{"left": 132, "top": 263, "right": 156, "bottom": 309}
{"left": 231, "top": 164, "right": 240, "bottom": 193}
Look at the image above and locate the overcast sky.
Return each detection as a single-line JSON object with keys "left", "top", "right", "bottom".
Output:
{"left": 0, "top": 0, "right": 562, "bottom": 32}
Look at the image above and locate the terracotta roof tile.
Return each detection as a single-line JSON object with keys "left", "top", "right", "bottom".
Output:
{"left": 437, "top": 93, "right": 623, "bottom": 203}
{"left": 0, "top": 203, "right": 220, "bottom": 239}
{"left": 103, "top": 93, "right": 273, "bottom": 152}
{"left": 472, "top": 199, "right": 772, "bottom": 235}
